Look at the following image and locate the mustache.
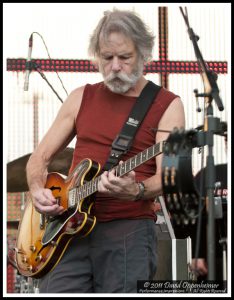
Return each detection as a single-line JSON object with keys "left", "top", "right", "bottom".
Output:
{"left": 105, "top": 72, "right": 135, "bottom": 84}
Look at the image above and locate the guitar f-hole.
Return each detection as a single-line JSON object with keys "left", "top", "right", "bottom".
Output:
{"left": 49, "top": 186, "right": 61, "bottom": 192}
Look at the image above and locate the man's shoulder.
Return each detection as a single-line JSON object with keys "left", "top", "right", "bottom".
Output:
{"left": 84, "top": 81, "right": 104, "bottom": 90}
{"left": 69, "top": 81, "right": 104, "bottom": 97}
{"left": 159, "top": 86, "right": 179, "bottom": 100}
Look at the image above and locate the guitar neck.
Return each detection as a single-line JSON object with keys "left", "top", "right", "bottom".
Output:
{"left": 68, "top": 141, "right": 164, "bottom": 208}
{"left": 114, "top": 141, "right": 164, "bottom": 177}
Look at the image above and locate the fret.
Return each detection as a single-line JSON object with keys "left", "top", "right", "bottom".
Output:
{"left": 92, "top": 179, "right": 97, "bottom": 193}
{"left": 136, "top": 153, "right": 141, "bottom": 167}
{"left": 125, "top": 159, "right": 131, "bottom": 173}
{"left": 84, "top": 184, "right": 87, "bottom": 196}
{"left": 129, "top": 157, "right": 132, "bottom": 169}
{"left": 130, "top": 157, "right": 136, "bottom": 169}
{"left": 152, "top": 144, "right": 155, "bottom": 156}
{"left": 154, "top": 143, "right": 159, "bottom": 155}
{"left": 148, "top": 145, "right": 153, "bottom": 159}
{"left": 133, "top": 155, "right": 137, "bottom": 168}
{"left": 119, "top": 164, "right": 125, "bottom": 176}
{"left": 141, "top": 149, "right": 148, "bottom": 163}
{"left": 114, "top": 165, "right": 119, "bottom": 177}
{"left": 86, "top": 178, "right": 99, "bottom": 197}
{"left": 81, "top": 186, "right": 85, "bottom": 199}
{"left": 90, "top": 181, "right": 94, "bottom": 192}
{"left": 86, "top": 182, "right": 91, "bottom": 195}
{"left": 78, "top": 189, "right": 82, "bottom": 200}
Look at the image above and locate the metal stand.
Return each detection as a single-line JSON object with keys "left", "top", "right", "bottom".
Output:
{"left": 26, "top": 61, "right": 64, "bottom": 103}
{"left": 180, "top": 7, "right": 225, "bottom": 280}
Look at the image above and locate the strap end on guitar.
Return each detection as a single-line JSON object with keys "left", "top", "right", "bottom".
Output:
{"left": 103, "top": 134, "right": 133, "bottom": 171}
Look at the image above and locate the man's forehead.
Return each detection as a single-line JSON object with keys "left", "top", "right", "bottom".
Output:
{"left": 100, "top": 31, "right": 134, "bottom": 45}
{"left": 99, "top": 32, "right": 136, "bottom": 53}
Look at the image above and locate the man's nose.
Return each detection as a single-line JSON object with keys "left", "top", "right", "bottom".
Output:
{"left": 111, "top": 56, "right": 121, "bottom": 72}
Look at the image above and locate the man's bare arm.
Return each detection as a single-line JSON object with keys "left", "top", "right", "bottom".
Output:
{"left": 26, "top": 86, "right": 85, "bottom": 215}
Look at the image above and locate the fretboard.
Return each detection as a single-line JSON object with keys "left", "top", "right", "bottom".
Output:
{"left": 68, "top": 141, "right": 164, "bottom": 208}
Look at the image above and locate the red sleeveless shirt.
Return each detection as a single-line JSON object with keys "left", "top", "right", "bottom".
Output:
{"left": 69, "top": 82, "right": 177, "bottom": 222}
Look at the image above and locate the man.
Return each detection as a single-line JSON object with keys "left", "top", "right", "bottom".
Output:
{"left": 26, "top": 9, "right": 185, "bottom": 293}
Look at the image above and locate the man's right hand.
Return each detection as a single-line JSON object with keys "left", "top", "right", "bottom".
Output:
{"left": 190, "top": 258, "right": 208, "bottom": 277}
{"left": 31, "top": 188, "right": 65, "bottom": 216}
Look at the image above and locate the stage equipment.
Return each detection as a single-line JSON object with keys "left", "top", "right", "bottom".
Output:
{"left": 23, "top": 32, "right": 67, "bottom": 102}
{"left": 7, "top": 148, "right": 74, "bottom": 192}
{"left": 154, "top": 196, "right": 194, "bottom": 280}
{"left": 24, "top": 34, "right": 33, "bottom": 91}
{"left": 162, "top": 7, "right": 226, "bottom": 280}
{"left": 162, "top": 127, "right": 200, "bottom": 226}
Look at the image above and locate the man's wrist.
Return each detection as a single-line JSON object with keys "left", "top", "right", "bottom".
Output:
{"left": 135, "top": 181, "right": 145, "bottom": 201}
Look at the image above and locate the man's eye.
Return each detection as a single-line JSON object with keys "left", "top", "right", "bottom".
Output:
{"left": 103, "top": 56, "right": 113, "bottom": 60}
{"left": 120, "top": 56, "right": 130, "bottom": 60}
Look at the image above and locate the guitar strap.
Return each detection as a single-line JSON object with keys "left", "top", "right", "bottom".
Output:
{"left": 103, "top": 80, "right": 162, "bottom": 171}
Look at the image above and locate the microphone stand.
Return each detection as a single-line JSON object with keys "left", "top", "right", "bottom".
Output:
{"left": 28, "top": 61, "right": 64, "bottom": 104}
{"left": 180, "top": 7, "right": 225, "bottom": 280}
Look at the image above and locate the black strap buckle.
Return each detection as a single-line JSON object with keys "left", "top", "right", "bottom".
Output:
{"left": 111, "top": 134, "right": 133, "bottom": 156}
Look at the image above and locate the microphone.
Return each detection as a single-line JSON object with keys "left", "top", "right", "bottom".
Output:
{"left": 24, "top": 34, "right": 33, "bottom": 91}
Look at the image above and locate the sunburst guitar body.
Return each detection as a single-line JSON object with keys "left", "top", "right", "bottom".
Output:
{"left": 15, "top": 158, "right": 100, "bottom": 278}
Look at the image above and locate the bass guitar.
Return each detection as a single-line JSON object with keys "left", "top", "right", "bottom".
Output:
{"left": 15, "top": 141, "right": 164, "bottom": 278}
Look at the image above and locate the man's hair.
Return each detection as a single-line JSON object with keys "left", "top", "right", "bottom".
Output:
{"left": 88, "top": 9, "right": 155, "bottom": 62}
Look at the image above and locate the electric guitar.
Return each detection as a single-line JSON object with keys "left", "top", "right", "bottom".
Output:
{"left": 15, "top": 141, "right": 164, "bottom": 278}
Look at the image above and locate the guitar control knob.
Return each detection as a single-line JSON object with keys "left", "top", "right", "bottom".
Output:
{"left": 30, "top": 245, "right": 36, "bottom": 252}
{"left": 15, "top": 248, "right": 25, "bottom": 254}
{"left": 22, "top": 256, "right": 28, "bottom": 263}
{"left": 27, "top": 265, "right": 33, "bottom": 272}
{"left": 35, "top": 254, "right": 42, "bottom": 262}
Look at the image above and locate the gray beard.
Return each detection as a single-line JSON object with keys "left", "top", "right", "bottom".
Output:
{"left": 100, "top": 63, "right": 144, "bottom": 94}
